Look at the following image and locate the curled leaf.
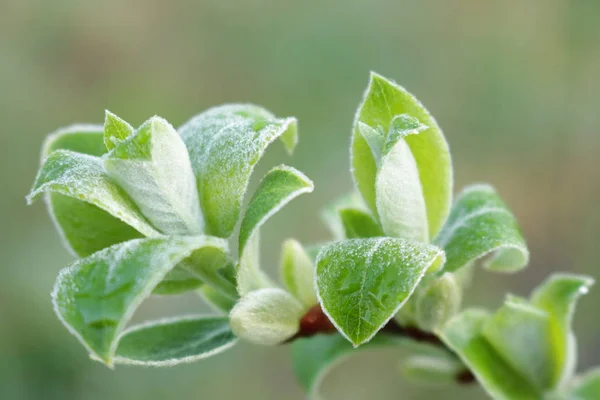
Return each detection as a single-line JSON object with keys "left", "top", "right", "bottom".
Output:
{"left": 179, "top": 104, "right": 298, "bottom": 238}
{"left": 229, "top": 288, "right": 304, "bottom": 345}
{"left": 104, "top": 116, "right": 204, "bottom": 235}
{"left": 237, "top": 165, "right": 313, "bottom": 295}
{"left": 435, "top": 184, "right": 529, "bottom": 273}
{"left": 316, "top": 237, "right": 445, "bottom": 346}
{"left": 52, "top": 236, "right": 228, "bottom": 365}
{"left": 112, "top": 315, "right": 237, "bottom": 366}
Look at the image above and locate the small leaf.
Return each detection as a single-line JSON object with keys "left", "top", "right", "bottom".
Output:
{"left": 316, "top": 237, "right": 445, "bottom": 346}
{"left": 237, "top": 165, "right": 313, "bottom": 295}
{"left": 52, "top": 236, "right": 228, "bottom": 365}
{"left": 351, "top": 72, "right": 453, "bottom": 237}
{"left": 571, "top": 369, "right": 600, "bottom": 400}
{"left": 376, "top": 115, "right": 429, "bottom": 241}
{"left": 434, "top": 184, "right": 529, "bottom": 273}
{"left": 179, "top": 104, "right": 298, "bottom": 238}
{"left": 400, "top": 354, "right": 463, "bottom": 384}
{"left": 280, "top": 239, "right": 317, "bottom": 308}
{"left": 440, "top": 309, "right": 541, "bottom": 400}
{"left": 27, "top": 150, "right": 158, "bottom": 239}
{"left": 104, "top": 116, "right": 204, "bottom": 235}
{"left": 229, "top": 288, "right": 304, "bottom": 345}
{"left": 530, "top": 274, "right": 594, "bottom": 387}
{"left": 481, "top": 300, "right": 554, "bottom": 389}
{"left": 39, "top": 125, "right": 144, "bottom": 257}
{"left": 321, "top": 192, "right": 367, "bottom": 240}
{"left": 197, "top": 285, "right": 237, "bottom": 313}
{"left": 112, "top": 315, "right": 237, "bottom": 366}
{"left": 338, "top": 208, "right": 384, "bottom": 239}
{"left": 415, "top": 273, "right": 462, "bottom": 332}
{"left": 104, "top": 110, "right": 134, "bottom": 151}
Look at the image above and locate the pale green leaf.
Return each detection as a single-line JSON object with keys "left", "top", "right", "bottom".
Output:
{"left": 280, "top": 239, "right": 317, "bottom": 308}
{"left": 237, "top": 165, "right": 313, "bottom": 295}
{"left": 112, "top": 315, "right": 237, "bottom": 366}
{"left": 571, "top": 369, "right": 600, "bottom": 400}
{"left": 27, "top": 150, "right": 158, "bottom": 239}
{"left": 316, "top": 237, "right": 445, "bottom": 346}
{"left": 376, "top": 115, "right": 429, "bottom": 241}
{"left": 415, "top": 273, "right": 462, "bottom": 333}
{"left": 229, "top": 288, "right": 304, "bottom": 345}
{"left": 321, "top": 192, "right": 367, "bottom": 240}
{"left": 357, "top": 122, "right": 384, "bottom": 165}
{"left": 482, "top": 300, "right": 554, "bottom": 389}
{"left": 434, "top": 184, "right": 529, "bottom": 273}
{"left": 104, "top": 116, "right": 204, "bottom": 235}
{"left": 38, "top": 125, "right": 145, "bottom": 257}
{"left": 52, "top": 235, "right": 227, "bottom": 365}
{"left": 197, "top": 285, "right": 237, "bottom": 313}
{"left": 179, "top": 104, "right": 298, "bottom": 238}
{"left": 291, "top": 333, "right": 428, "bottom": 399}
{"left": 104, "top": 110, "right": 134, "bottom": 151}
{"left": 400, "top": 354, "right": 463, "bottom": 384}
{"left": 338, "top": 208, "right": 384, "bottom": 239}
{"left": 440, "top": 309, "right": 541, "bottom": 400}
{"left": 351, "top": 72, "right": 452, "bottom": 237}
{"left": 530, "top": 274, "right": 594, "bottom": 387}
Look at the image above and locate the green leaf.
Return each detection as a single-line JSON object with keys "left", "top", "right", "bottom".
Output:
{"left": 481, "top": 300, "right": 554, "bottom": 389}
{"left": 376, "top": 115, "right": 429, "bottom": 241}
{"left": 400, "top": 354, "right": 464, "bottom": 384}
{"left": 351, "top": 72, "right": 452, "bottom": 237}
{"left": 237, "top": 165, "right": 313, "bottom": 295}
{"left": 571, "top": 369, "right": 600, "bottom": 400}
{"left": 39, "top": 125, "right": 144, "bottom": 257}
{"left": 338, "top": 208, "right": 384, "bottom": 239}
{"left": 197, "top": 285, "right": 237, "bottom": 313}
{"left": 321, "top": 192, "right": 367, "bottom": 240}
{"left": 179, "top": 104, "right": 298, "bottom": 238}
{"left": 104, "top": 110, "right": 134, "bottom": 151}
{"left": 291, "top": 334, "right": 411, "bottom": 399}
{"left": 415, "top": 273, "right": 462, "bottom": 332}
{"left": 440, "top": 309, "right": 541, "bottom": 400}
{"left": 111, "top": 315, "right": 237, "bottom": 366}
{"left": 27, "top": 150, "right": 158, "bottom": 240}
{"left": 434, "top": 184, "right": 529, "bottom": 273}
{"left": 229, "top": 288, "right": 304, "bottom": 345}
{"left": 104, "top": 116, "right": 204, "bottom": 235}
{"left": 530, "top": 274, "right": 594, "bottom": 387}
{"left": 52, "top": 235, "right": 228, "bottom": 365}
{"left": 316, "top": 237, "right": 445, "bottom": 346}
{"left": 280, "top": 239, "right": 317, "bottom": 308}
{"left": 153, "top": 268, "right": 203, "bottom": 295}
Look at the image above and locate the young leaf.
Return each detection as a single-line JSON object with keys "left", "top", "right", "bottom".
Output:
{"left": 440, "top": 309, "right": 541, "bottom": 400}
{"left": 112, "top": 315, "right": 237, "bottom": 366}
{"left": 530, "top": 274, "right": 594, "bottom": 387}
{"left": 415, "top": 273, "right": 462, "bottom": 332}
{"left": 338, "top": 208, "right": 384, "bottom": 239}
{"left": 104, "top": 116, "right": 204, "bottom": 235}
{"left": 316, "top": 237, "right": 445, "bottom": 346}
{"left": 481, "top": 300, "right": 555, "bottom": 389}
{"left": 434, "top": 184, "right": 529, "bottom": 273}
{"left": 52, "top": 235, "right": 228, "bottom": 365}
{"left": 198, "top": 285, "right": 237, "bottom": 313}
{"left": 104, "top": 110, "right": 134, "bottom": 151}
{"left": 280, "top": 239, "right": 317, "bottom": 308}
{"left": 27, "top": 150, "right": 158, "bottom": 239}
{"left": 351, "top": 72, "right": 453, "bottom": 237}
{"left": 178, "top": 104, "right": 298, "bottom": 238}
{"left": 570, "top": 369, "right": 600, "bottom": 400}
{"left": 39, "top": 125, "right": 144, "bottom": 257}
{"left": 375, "top": 114, "right": 429, "bottom": 242}
{"left": 237, "top": 165, "right": 313, "bottom": 295}
{"left": 229, "top": 288, "right": 304, "bottom": 345}
{"left": 321, "top": 192, "right": 367, "bottom": 240}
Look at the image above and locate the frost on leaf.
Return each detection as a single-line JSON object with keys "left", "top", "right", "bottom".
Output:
{"left": 179, "top": 104, "right": 298, "bottom": 238}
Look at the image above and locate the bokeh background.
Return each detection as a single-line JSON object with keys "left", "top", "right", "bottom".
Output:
{"left": 1, "top": 1, "right": 599, "bottom": 399}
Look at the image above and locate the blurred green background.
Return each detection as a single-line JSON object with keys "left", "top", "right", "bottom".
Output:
{"left": 1, "top": 0, "right": 599, "bottom": 399}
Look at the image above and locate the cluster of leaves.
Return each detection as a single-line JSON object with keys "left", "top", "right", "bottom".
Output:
{"left": 27, "top": 73, "right": 599, "bottom": 399}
